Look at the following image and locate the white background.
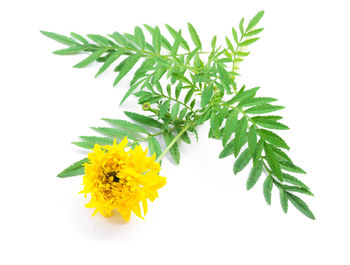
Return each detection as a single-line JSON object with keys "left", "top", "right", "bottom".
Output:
{"left": 1, "top": 0, "right": 350, "bottom": 264}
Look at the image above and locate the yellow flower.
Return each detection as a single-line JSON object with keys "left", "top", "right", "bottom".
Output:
{"left": 80, "top": 137, "right": 166, "bottom": 222}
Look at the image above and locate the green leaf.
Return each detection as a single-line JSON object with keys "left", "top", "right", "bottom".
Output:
{"left": 187, "top": 23, "right": 202, "bottom": 49}
{"left": 253, "top": 138, "right": 264, "bottom": 164}
{"left": 233, "top": 148, "right": 251, "bottom": 174}
{"left": 165, "top": 24, "right": 190, "bottom": 51}
{"left": 246, "top": 28, "right": 264, "bottom": 37}
{"left": 211, "top": 35, "right": 217, "bottom": 50}
{"left": 184, "top": 88, "right": 195, "bottom": 104}
{"left": 153, "top": 26, "right": 162, "bottom": 54}
{"left": 41, "top": 30, "right": 78, "bottom": 46}
{"left": 175, "top": 82, "right": 182, "bottom": 99}
{"left": 279, "top": 188, "right": 289, "bottom": 213}
{"left": 270, "top": 145, "right": 293, "bottom": 163}
{"left": 239, "top": 18, "right": 245, "bottom": 34}
{"left": 71, "top": 32, "right": 88, "bottom": 44}
{"left": 282, "top": 185, "right": 314, "bottom": 196}
{"left": 254, "top": 119, "right": 289, "bottom": 130}
{"left": 148, "top": 136, "right": 162, "bottom": 159}
{"left": 238, "top": 97, "right": 277, "bottom": 107}
{"left": 179, "top": 107, "right": 188, "bottom": 120}
{"left": 80, "top": 136, "right": 114, "bottom": 145}
{"left": 233, "top": 117, "right": 248, "bottom": 157}
{"left": 159, "top": 100, "right": 170, "bottom": 119}
{"left": 222, "top": 110, "right": 238, "bottom": 146}
{"left": 245, "top": 104, "right": 284, "bottom": 114}
{"left": 53, "top": 46, "right": 85, "bottom": 55}
{"left": 113, "top": 53, "right": 142, "bottom": 86}
{"left": 225, "top": 37, "right": 234, "bottom": 52}
{"left": 134, "top": 26, "right": 145, "bottom": 49}
{"left": 57, "top": 158, "right": 88, "bottom": 178}
{"left": 280, "top": 161, "right": 306, "bottom": 174}
{"left": 73, "top": 49, "right": 106, "bottom": 68}
{"left": 171, "top": 30, "right": 182, "bottom": 56}
{"left": 239, "top": 38, "right": 259, "bottom": 47}
{"left": 124, "top": 111, "right": 162, "bottom": 128}
{"left": 264, "top": 142, "right": 283, "bottom": 181}
{"left": 181, "top": 131, "right": 191, "bottom": 144}
{"left": 282, "top": 173, "right": 310, "bottom": 191}
{"left": 95, "top": 50, "right": 123, "bottom": 77}
{"left": 248, "top": 126, "right": 257, "bottom": 158}
{"left": 87, "top": 34, "right": 110, "bottom": 46}
{"left": 246, "top": 11, "right": 264, "bottom": 32}
{"left": 232, "top": 27, "right": 239, "bottom": 44}
{"left": 163, "top": 131, "right": 180, "bottom": 164}
{"left": 286, "top": 192, "right": 315, "bottom": 220}
{"left": 226, "top": 87, "right": 259, "bottom": 105}
{"left": 102, "top": 118, "right": 149, "bottom": 134}
{"left": 91, "top": 127, "right": 136, "bottom": 140}
{"left": 259, "top": 129, "right": 290, "bottom": 150}
{"left": 247, "top": 159, "right": 263, "bottom": 190}
{"left": 170, "top": 102, "right": 180, "bottom": 120}
{"left": 72, "top": 141, "right": 95, "bottom": 149}
{"left": 120, "top": 80, "right": 143, "bottom": 105}
{"left": 210, "top": 111, "right": 220, "bottom": 139}
{"left": 263, "top": 175, "right": 273, "bottom": 205}
{"left": 201, "top": 84, "right": 214, "bottom": 107}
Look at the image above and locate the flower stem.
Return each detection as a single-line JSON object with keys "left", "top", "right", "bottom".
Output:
{"left": 155, "top": 124, "right": 191, "bottom": 163}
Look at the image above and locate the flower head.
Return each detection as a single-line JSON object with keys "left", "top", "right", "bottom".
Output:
{"left": 80, "top": 137, "right": 166, "bottom": 222}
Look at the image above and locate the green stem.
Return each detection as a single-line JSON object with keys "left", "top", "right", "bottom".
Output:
{"left": 155, "top": 124, "right": 190, "bottom": 163}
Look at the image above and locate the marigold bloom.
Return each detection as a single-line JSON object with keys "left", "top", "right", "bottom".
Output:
{"left": 80, "top": 137, "right": 166, "bottom": 221}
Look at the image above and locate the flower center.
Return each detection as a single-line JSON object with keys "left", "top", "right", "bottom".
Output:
{"left": 106, "top": 171, "right": 120, "bottom": 183}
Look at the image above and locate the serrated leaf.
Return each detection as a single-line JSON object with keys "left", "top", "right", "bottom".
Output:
{"left": 226, "top": 87, "right": 259, "bottom": 105}
{"left": 222, "top": 110, "right": 239, "bottom": 146}
{"left": 73, "top": 49, "right": 106, "bottom": 68}
{"left": 286, "top": 192, "right": 315, "bottom": 220}
{"left": 233, "top": 117, "right": 248, "bottom": 157}
{"left": 102, "top": 119, "right": 149, "bottom": 134}
{"left": 225, "top": 37, "right": 234, "bottom": 52}
{"left": 280, "top": 161, "right": 306, "bottom": 174}
{"left": 233, "top": 148, "right": 251, "bottom": 174}
{"left": 148, "top": 136, "right": 162, "bottom": 159}
{"left": 253, "top": 138, "right": 264, "bottom": 164}
{"left": 239, "top": 38, "right": 259, "bottom": 47}
{"left": 41, "top": 30, "right": 78, "bottom": 46}
{"left": 247, "top": 159, "right": 263, "bottom": 190}
{"left": 71, "top": 32, "right": 88, "bottom": 44}
{"left": 80, "top": 136, "right": 114, "bottom": 145}
{"left": 95, "top": 50, "right": 123, "bottom": 77}
{"left": 159, "top": 100, "right": 170, "bottom": 119}
{"left": 175, "top": 82, "right": 182, "bottom": 99}
{"left": 238, "top": 97, "right": 277, "bottom": 107}
{"left": 57, "top": 158, "right": 88, "bottom": 178}
{"left": 181, "top": 131, "right": 191, "bottom": 144}
{"left": 254, "top": 119, "right": 289, "bottom": 130}
{"left": 53, "top": 46, "right": 85, "bottom": 55}
{"left": 259, "top": 129, "right": 290, "bottom": 150}
{"left": 263, "top": 175, "right": 273, "bottom": 204}
{"left": 87, "top": 34, "right": 110, "bottom": 46}
{"left": 170, "top": 103, "right": 180, "bottom": 120}
{"left": 270, "top": 145, "right": 293, "bottom": 163}
{"left": 248, "top": 126, "right": 257, "bottom": 158}
{"left": 282, "top": 185, "right": 314, "bottom": 196}
{"left": 165, "top": 24, "right": 190, "bottom": 51}
{"left": 282, "top": 173, "right": 310, "bottom": 191}
{"left": 163, "top": 131, "right": 180, "bottom": 164}
{"left": 120, "top": 80, "right": 143, "bottom": 105}
{"left": 279, "top": 188, "right": 289, "bottom": 213}
{"left": 153, "top": 26, "right": 162, "bottom": 54}
{"left": 187, "top": 23, "right": 202, "bottom": 49}
{"left": 91, "top": 127, "right": 136, "bottom": 140}
{"left": 124, "top": 111, "right": 162, "bottom": 128}
{"left": 72, "top": 141, "right": 95, "bottom": 149}
{"left": 134, "top": 26, "right": 145, "bottom": 49}
{"left": 264, "top": 142, "right": 283, "bottom": 181}
{"left": 201, "top": 84, "right": 213, "bottom": 107}
{"left": 247, "top": 11, "right": 264, "bottom": 32}
{"left": 171, "top": 30, "right": 182, "bottom": 56}
{"left": 210, "top": 112, "right": 220, "bottom": 139}
{"left": 184, "top": 88, "right": 195, "bottom": 104}
{"left": 245, "top": 104, "right": 284, "bottom": 114}
{"left": 113, "top": 53, "right": 142, "bottom": 86}
{"left": 239, "top": 18, "right": 245, "bottom": 34}
{"left": 178, "top": 107, "right": 188, "bottom": 120}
